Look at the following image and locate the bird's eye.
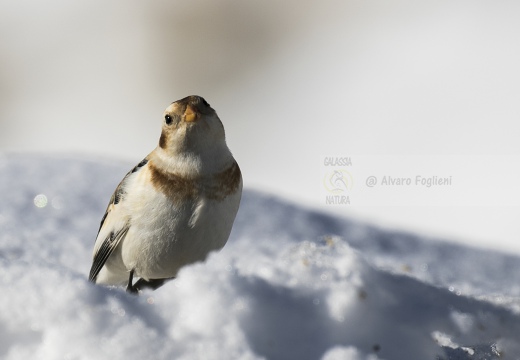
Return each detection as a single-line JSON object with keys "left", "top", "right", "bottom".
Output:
{"left": 165, "top": 114, "right": 172, "bottom": 125}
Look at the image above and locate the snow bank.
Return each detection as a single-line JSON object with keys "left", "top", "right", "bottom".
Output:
{"left": 1, "top": 154, "right": 520, "bottom": 360}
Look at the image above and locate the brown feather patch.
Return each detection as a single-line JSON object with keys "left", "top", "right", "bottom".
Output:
{"left": 204, "top": 161, "right": 242, "bottom": 201}
{"left": 159, "top": 131, "right": 167, "bottom": 149}
{"left": 149, "top": 161, "right": 241, "bottom": 203}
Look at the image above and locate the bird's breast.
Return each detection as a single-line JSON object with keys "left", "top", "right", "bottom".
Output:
{"left": 119, "top": 162, "right": 242, "bottom": 280}
{"left": 148, "top": 160, "right": 241, "bottom": 203}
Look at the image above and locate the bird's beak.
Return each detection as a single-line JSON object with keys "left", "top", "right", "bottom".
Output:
{"left": 184, "top": 105, "right": 199, "bottom": 122}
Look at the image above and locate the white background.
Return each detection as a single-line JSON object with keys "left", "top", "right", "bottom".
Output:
{"left": 1, "top": 0, "right": 519, "bottom": 252}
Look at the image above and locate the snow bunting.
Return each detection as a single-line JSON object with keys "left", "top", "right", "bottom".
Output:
{"left": 88, "top": 95, "right": 242, "bottom": 293}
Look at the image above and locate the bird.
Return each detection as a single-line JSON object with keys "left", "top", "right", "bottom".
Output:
{"left": 88, "top": 95, "right": 242, "bottom": 294}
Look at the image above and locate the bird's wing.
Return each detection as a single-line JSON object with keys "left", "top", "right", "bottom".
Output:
{"left": 88, "top": 158, "right": 149, "bottom": 283}
{"left": 88, "top": 226, "right": 129, "bottom": 282}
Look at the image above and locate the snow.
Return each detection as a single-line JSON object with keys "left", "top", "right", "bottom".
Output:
{"left": 1, "top": 154, "right": 520, "bottom": 360}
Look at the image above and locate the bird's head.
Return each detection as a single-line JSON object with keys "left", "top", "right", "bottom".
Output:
{"left": 159, "top": 95, "right": 227, "bottom": 153}
{"left": 155, "top": 95, "right": 232, "bottom": 174}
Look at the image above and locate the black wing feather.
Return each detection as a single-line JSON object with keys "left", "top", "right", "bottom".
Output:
{"left": 95, "top": 158, "right": 148, "bottom": 236}
{"left": 89, "top": 226, "right": 130, "bottom": 282}
{"left": 89, "top": 157, "right": 148, "bottom": 283}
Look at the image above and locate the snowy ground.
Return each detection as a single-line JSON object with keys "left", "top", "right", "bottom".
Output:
{"left": 1, "top": 154, "right": 520, "bottom": 360}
